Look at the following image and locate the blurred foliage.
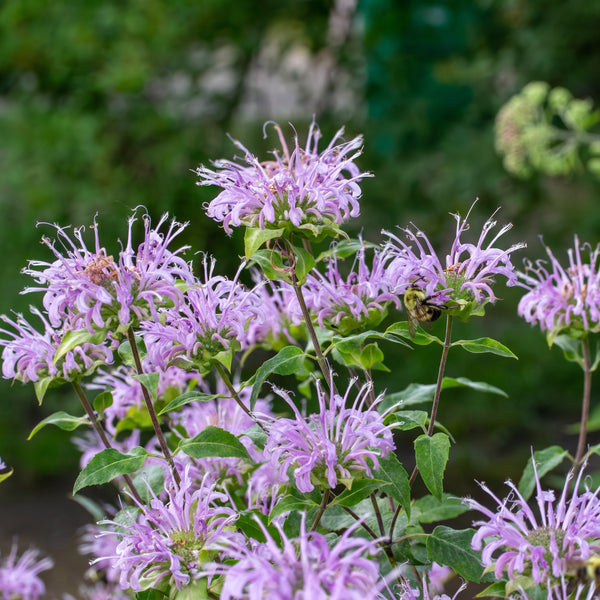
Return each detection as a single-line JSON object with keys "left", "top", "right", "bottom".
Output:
{"left": 1, "top": 0, "right": 600, "bottom": 490}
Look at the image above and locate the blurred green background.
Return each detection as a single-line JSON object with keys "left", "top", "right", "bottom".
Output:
{"left": 1, "top": 0, "right": 600, "bottom": 550}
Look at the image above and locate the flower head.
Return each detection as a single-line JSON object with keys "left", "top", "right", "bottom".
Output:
{"left": 0, "top": 544, "right": 53, "bottom": 600}
{"left": 264, "top": 377, "right": 394, "bottom": 493}
{"left": 140, "top": 256, "right": 265, "bottom": 371}
{"left": 196, "top": 119, "right": 370, "bottom": 237}
{"left": 0, "top": 307, "right": 113, "bottom": 384}
{"left": 300, "top": 242, "right": 401, "bottom": 334}
{"left": 220, "top": 515, "right": 381, "bottom": 600}
{"left": 383, "top": 202, "right": 525, "bottom": 318}
{"left": 23, "top": 210, "right": 193, "bottom": 333}
{"left": 465, "top": 457, "right": 600, "bottom": 590}
{"left": 518, "top": 236, "right": 600, "bottom": 339}
{"left": 99, "top": 466, "right": 240, "bottom": 592}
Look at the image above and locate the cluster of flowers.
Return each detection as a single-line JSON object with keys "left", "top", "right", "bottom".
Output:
{"left": 2, "top": 119, "right": 600, "bottom": 600}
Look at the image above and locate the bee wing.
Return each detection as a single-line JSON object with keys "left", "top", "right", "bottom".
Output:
{"left": 407, "top": 314, "right": 419, "bottom": 338}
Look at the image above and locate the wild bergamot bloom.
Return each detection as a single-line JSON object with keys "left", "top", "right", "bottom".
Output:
{"left": 196, "top": 119, "right": 370, "bottom": 238}
{"left": 517, "top": 235, "right": 600, "bottom": 340}
{"left": 299, "top": 241, "right": 401, "bottom": 334}
{"left": 465, "top": 457, "right": 600, "bottom": 591}
{"left": 140, "top": 256, "right": 265, "bottom": 372}
{"left": 0, "top": 544, "right": 53, "bottom": 600}
{"left": 0, "top": 306, "right": 113, "bottom": 385}
{"left": 219, "top": 515, "right": 381, "bottom": 600}
{"left": 383, "top": 202, "right": 525, "bottom": 320}
{"left": 264, "top": 376, "right": 394, "bottom": 493}
{"left": 22, "top": 209, "right": 194, "bottom": 334}
{"left": 99, "top": 466, "right": 240, "bottom": 593}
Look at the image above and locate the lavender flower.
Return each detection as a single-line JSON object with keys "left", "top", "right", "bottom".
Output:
{"left": 22, "top": 210, "right": 194, "bottom": 333}
{"left": 0, "top": 544, "right": 53, "bottom": 600}
{"left": 0, "top": 307, "right": 113, "bottom": 384}
{"left": 300, "top": 242, "right": 401, "bottom": 334}
{"left": 63, "top": 582, "right": 131, "bottom": 600}
{"left": 466, "top": 458, "right": 600, "bottom": 590}
{"left": 383, "top": 202, "right": 525, "bottom": 315}
{"left": 220, "top": 515, "right": 381, "bottom": 600}
{"left": 99, "top": 466, "right": 240, "bottom": 592}
{"left": 518, "top": 236, "right": 600, "bottom": 338}
{"left": 264, "top": 377, "right": 394, "bottom": 493}
{"left": 141, "top": 257, "right": 265, "bottom": 371}
{"left": 196, "top": 119, "right": 370, "bottom": 236}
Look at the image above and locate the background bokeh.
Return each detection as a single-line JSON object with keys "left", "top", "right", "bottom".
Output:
{"left": 1, "top": 1, "right": 600, "bottom": 596}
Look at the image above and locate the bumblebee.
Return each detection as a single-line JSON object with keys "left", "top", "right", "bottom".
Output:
{"left": 403, "top": 285, "right": 447, "bottom": 338}
{"left": 569, "top": 556, "right": 600, "bottom": 586}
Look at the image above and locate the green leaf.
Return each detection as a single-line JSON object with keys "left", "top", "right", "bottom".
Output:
{"left": 249, "top": 346, "right": 305, "bottom": 409}
{"left": 384, "top": 321, "right": 442, "bottom": 345}
{"left": 517, "top": 446, "right": 569, "bottom": 500}
{"left": 73, "top": 446, "right": 148, "bottom": 494}
{"left": 236, "top": 510, "right": 282, "bottom": 545}
{"left": 133, "top": 372, "right": 160, "bottom": 402}
{"left": 28, "top": 410, "right": 89, "bottom": 440}
{"left": 244, "top": 226, "right": 285, "bottom": 260}
{"left": 552, "top": 334, "right": 584, "bottom": 365}
{"left": 33, "top": 375, "right": 65, "bottom": 405}
{"left": 373, "top": 453, "right": 411, "bottom": 519}
{"left": 131, "top": 464, "right": 165, "bottom": 504}
{"left": 427, "top": 526, "right": 483, "bottom": 581}
{"left": 413, "top": 494, "right": 469, "bottom": 523}
{"left": 289, "top": 241, "right": 316, "bottom": 285}
{"left": 475, "top": 582, "right": 508, "bottom": 598}
{"left": 157, "top": 392, "right": 222, "bottom": 416}
{"left": 451, "top": 337, "right": 517, "bottom": 359}
{"left": 93, "top": 391, "right": 113, "bottom": 415}
{"left": 135, "top": 589, "right": 168, "bottom": 600}
{"left": 329, "top": 478, "right": 385, "bottom": 507}
{"left": 248, "top": 249, "right": 289, "bottom": 282}
{"left": 414, "top": 433, "right": 450, "bottom": 500}
{"left": 54, "top": 327, "right": 109, "bottom": 364}
{"left": 118, "top": 337, "right": 147, "bottom": 367}
{"left": 359, "top": 342, "right": 385, "bottom": 370}
{"left": 0, "top": 468, "right": 13, "bottom": 484}
{"left": 269, "top": 493, "right": 319, "bottom": 523}
{"left": 386, "top": 410, "right": 428, "bottom": 432}
{"left": 178, "top": 426, "right": 251, "bottom": 460}
{"left": 380, "top": 377, "right": 507, "bottom": 412}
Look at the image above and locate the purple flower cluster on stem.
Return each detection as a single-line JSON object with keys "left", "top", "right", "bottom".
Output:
{"left": 196, "top": 119, "right": 370, "bottom": 235}
{"left": 0, "top": 544, "right": 53, "bottom": 600}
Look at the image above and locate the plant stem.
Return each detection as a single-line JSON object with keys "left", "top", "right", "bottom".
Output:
{"left": 126, "top": 327, "right": 180, "bottom": 488}
{"left": 213, "top": 362, "right": 267, "bottom": 432}
{"left": 408, "top": 314, "right": 453, "bottom": 487}
{"left": 310, "top": 489, "right": 330, "bottom": 531}
{"left": 340, "top": 506, "right": 379, "bottom": 539}
{"left": 72, "top": 381, "right": 144, "bottom": 505}
{"left": 575, "top": 336, "right": 593, "bottom": 465}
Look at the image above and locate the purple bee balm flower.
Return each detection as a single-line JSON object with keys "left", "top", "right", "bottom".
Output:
{"left": 383, "top": 202, "right": 525, "bottom": 312}
{"left": 465, "top": 458, "right": 600, "bottom": 590}
{"left": 99, "top": 466, "right": 241, "bottom": 593}
{"left": 518, "top": 236, "right": 600, "bottom": 337}
{"left": 22, "top": 210, "right": 194, "bottom": 333}
{"left": 299, "top": 242, "right": 401, "bottom": 334}
{"left": 0, "top": 544, "right": 53, "bottom": 600}
{"left": 0, "top": 307, "right": 113, "bottom": 384}
{"left": 63, "top": 582, "right": 131, "bottom": 600}
{"left": 141, "top": 257, "right": 265, "bottom": 370}
{"left": 264, "top": 377, "right": 394, "bottom": 493}
{"left": 196, "top": 119, "right": 370, "bottom": 235}
{"left": 220, "top": 515, "right": 381, "bottom": 600}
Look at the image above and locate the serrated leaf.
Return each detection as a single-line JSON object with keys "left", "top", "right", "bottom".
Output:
{"left": 93, "top": 391, "right": 113, "bottom": 415}
{"left": 178, "top": 426, "right": 251, "bottom": 460}
{"left": 244, "top": 226, "right": 285, "bottom": 260}
{"left": 236, "top": 510, "right": 282, "bottom": 545}
{"left": 73, "top": 446, "right": 148, "bottom": 494}
{"left": 451, "top": 337, "right": 517, "bottom": 359}
{"left": 118, "top": 337, "right": 147, "bottom": 367}
{"left": 414, "top": 433, "right": 450, "bottom": 501}
{"left": 329, "top": 478, "right": 384, "bottom": 507}
{"left": 28, "top": 410, "right": 89, "bottom": 440}
{"left": 359, "top": 342, "right": 384, "bottom": 370}
{"left": 517, "top": 446, "right": 569, "bottom": 500}
{"left": 249, "top": 346, "right": 305, "bottom": 409}
{"left": 387, "top": 410, "right": 428, "bottom": 432}
{"left": 373, "top": 453, "right": 411, "bottom": 520}
{"left": 131, "top": 464, "right": 165, "bottom": 504}
{"left": 157, "top": 392, "right": 222, "bottom": 416}
{"left": 427, "top": 526, "right": 483, "bottom": 582}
